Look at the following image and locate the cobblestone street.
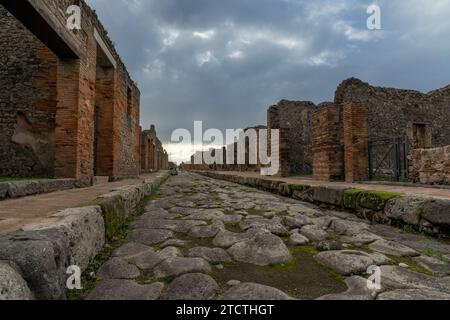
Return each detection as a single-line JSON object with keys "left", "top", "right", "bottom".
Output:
{"left": 88, "top": 172, "right": 450, "bottom": 300}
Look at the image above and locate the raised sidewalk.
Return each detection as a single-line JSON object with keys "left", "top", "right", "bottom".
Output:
{"left": 0, "top": 171, "right": 169, "bottom": 300}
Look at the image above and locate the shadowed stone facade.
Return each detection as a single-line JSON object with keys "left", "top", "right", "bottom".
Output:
{"left": 314, "top": 78, "right": 450, "bottom": 182}
{"left": 268, "top": 100, "right": 315, "bottom": 177}
{"left": 0, "top": 0, "right": 141, "bottom": 185}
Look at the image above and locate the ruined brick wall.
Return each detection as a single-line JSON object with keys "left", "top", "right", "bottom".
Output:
{"left": 312, "top": 103, "right": 344, "bottom": 181}
{"left": 141, "top": 125, "right": 169, "bottom": 172}
{"left": 335, "top": 78, "right": 450, "bottom": 149}
{"left": 343, "top": 103, "right": 369, "bottom": 182}
{"left": 411, "top": 146, "right": 450, "bottom": 185}
{"left": 0, "top": 7, "right": 57, "bottom": 177}
{"left": 0, "top": 1, "right": 141, "bottom": 183}
{"left": 268, "top": 100, "right": 315, "bottom": 176}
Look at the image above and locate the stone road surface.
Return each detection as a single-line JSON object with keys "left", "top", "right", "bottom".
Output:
{"left": 87, "top": 172, "right": 450, "bottom": 300}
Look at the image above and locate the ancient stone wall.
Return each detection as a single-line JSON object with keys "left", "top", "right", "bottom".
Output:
{"left": 268, "top": 100, "right": 315, "bottom": 176}
{"left": 0, "top": 1, "right": 141, "bottom": 184}
{"left": 141, "top": 125, "right": 169, "bottom": 172}
{"left": 311, "top": 78, "right": 450, "bottom": 181}
{"left": 335, "top": 78, "right": 450, "bottom": 149}
{"left": 0, "top": 8, "right": 57, "bottom": 177}
{"left": 411, "top": 145, "right": 450, "bottom": 185}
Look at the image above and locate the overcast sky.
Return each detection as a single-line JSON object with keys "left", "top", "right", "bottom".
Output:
{"left": 87, "top": 0, "right": 450, "bottom": 163}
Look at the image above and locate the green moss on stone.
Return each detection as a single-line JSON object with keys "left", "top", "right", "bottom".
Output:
{"left": 358, "top": 190, "right": 403, "bottom": 211}
{"left": 421, "top": 249, "right": 449, "bottom": 263}
{"left": 278, "top": 183, "right": 292, "bottom": 196}
{"left": 343, "top": 189, "right": 364, "bottom": 210}
{"left": 289, "top": 184, "right": 307, "bottom": 192}
{"left": 99, "top": 197, "right": 127, "bottom": 241}
{"left": 246, "top": 208, "right": 266, "bottom": 216}
{"left": 388, "top": 255, "right": 435, "bottom": 276}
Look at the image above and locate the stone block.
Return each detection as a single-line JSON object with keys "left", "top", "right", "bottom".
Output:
{"left": 22, "top": 206, "right": 105, "bottom": 271}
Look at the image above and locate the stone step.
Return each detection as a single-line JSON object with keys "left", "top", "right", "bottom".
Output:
{"left": 94, "top": 176, "right": 110, "bottom": 186}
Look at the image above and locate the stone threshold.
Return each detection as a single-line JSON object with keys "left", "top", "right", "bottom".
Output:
{"left": 196, "top": 171, "right": 450, "bottom": 238}
{"left": 0, "top": 171, "right": 170, "bottom": 300}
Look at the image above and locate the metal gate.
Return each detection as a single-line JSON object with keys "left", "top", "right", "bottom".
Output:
{"left": 368, "top": 137, "right": 409, "bottom": 181}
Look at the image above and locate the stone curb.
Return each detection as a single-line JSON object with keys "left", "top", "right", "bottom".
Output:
{"left": 0, "top": 172, "right": 170, "bottom": 300}
{"left": 196, "top": 171, "right": 450, "bottom": 237}
{"left": 0, "top": 179, "right": 77, "bottom": 201}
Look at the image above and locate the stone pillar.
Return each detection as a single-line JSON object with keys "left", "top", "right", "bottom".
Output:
{"left": 94, "top": 66, "right": 116, "bottom": 177}
{"left": 54, "top": 59, "right": 78, "bottom": 180}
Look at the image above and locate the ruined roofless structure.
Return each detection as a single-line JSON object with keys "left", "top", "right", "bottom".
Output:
{"left": 0, "top": 0, "right": 169, "bottom": 185}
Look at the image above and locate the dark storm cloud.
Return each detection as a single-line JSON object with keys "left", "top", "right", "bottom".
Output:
{"left": 87, "top": 0, "right": 450, "bottom": 162}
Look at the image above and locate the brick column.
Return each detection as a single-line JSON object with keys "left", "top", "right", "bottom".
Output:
{"left": 95, "top": 66, "right": 116, "bottom": 177}
{"left": 312, "top": 104, "right": 344, "bottom": 181}
{"left": 54, "top": 58, "right": 81, "bottom": 182}
{"left": 343, "top": 103, "right": 369, "bottom": 182}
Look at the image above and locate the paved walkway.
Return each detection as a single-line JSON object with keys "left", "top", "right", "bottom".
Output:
{"left": 87, "top": 172, "right": 450, "bottom": 300}
{"left": 213, "top": 171, "right": 450, "bottom": 200}
{"left": 0, "top": 172, "right": 166, "bottom": 235}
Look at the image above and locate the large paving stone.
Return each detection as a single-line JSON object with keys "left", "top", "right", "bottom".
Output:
{"left": 379, "top": 266, "right": 450, "bottom": 292}
{"left": 287, "top": 203, "right": 321, "bottom": 217}
{"left": 146, "top": 199, "right": 173, "bottom": 210}
{"left": 0, "top": 230, "right": 69, "bottom": 300}
{"left": 329, "top": 219, "right": 370, "bottom": 236}
{"left": 283, "top": 215, "right": 314, "bottom": 229}
{"left": 311, "top": 216, "right": 338, "bottom": 229}
{"left": 370, "top": 223, "right": 450, "bottom": 254}
{"left": 161, "top": 239, "right": 188, "bottom": 248}
{"left": 127, "top": 229, "right": 173, "bottom": 245}
{"left": 188, "top": 220, "right": 225, "bottom": 238}
{"left": 98, "top": 258, "right": 141, "bottom": 280}
{"left": 377, "top": 289, "right": 450, "bottom": 300}
{"left": 154, "top": 257, "right": 211, "bottom": 279}
{"left": 221, "top": 214, "right": 243, "bottom": 224}
{"left": 413, "top": 256, "right": 450, "bottom": 274}
{"left": 227, "top": 230, "right": 292, "bottom": 266}
{"left": 127, "top": 247, "right": 182, "bottom": 270}
{"left": 239, "top": 217, "right": 289, "bottom": 236}
{"left": 340, "top": 233, "right": 382, "bottom": 246}
{"left": 300, "top": 225, "right": 328, "bottom": 242}
{"left": 112, "top": 242, "right": 153, "bottom": 258}
{"left": 315, "top": 250, "right": 390, "bottom": 275}
{"left": 187, "top": 247, "right": 232, "bottom": 264}
{"left": 132, "top": 218, "right": 206, "bottom": 233}
{"left": 369, "top": 239, "right": 418, "bottom": 257}
{"left": 317, "top": 276, "right": 376, "bottom": 300}
{"left": 183, "top": 209, "right": 225, "bottom": 221}
{"left": 0, "top": 261, "right": 34, "bottom": 300}
{"left": 213, "top": 229, "right": 255, "bottom": 248}
{"left": 289, "top": 233, "right": 310, "bottom": 246}
{"left": 87, "top": 280, "right": 164, "bottom": 300}
{"left": 140, "top": 208, "right": 180, "bottom": 220}
{"left": 164, "top": 273, "right": 218, "bottom": 300}
{"left": 219, "top": 283, "right": 290, "bottom": 300}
